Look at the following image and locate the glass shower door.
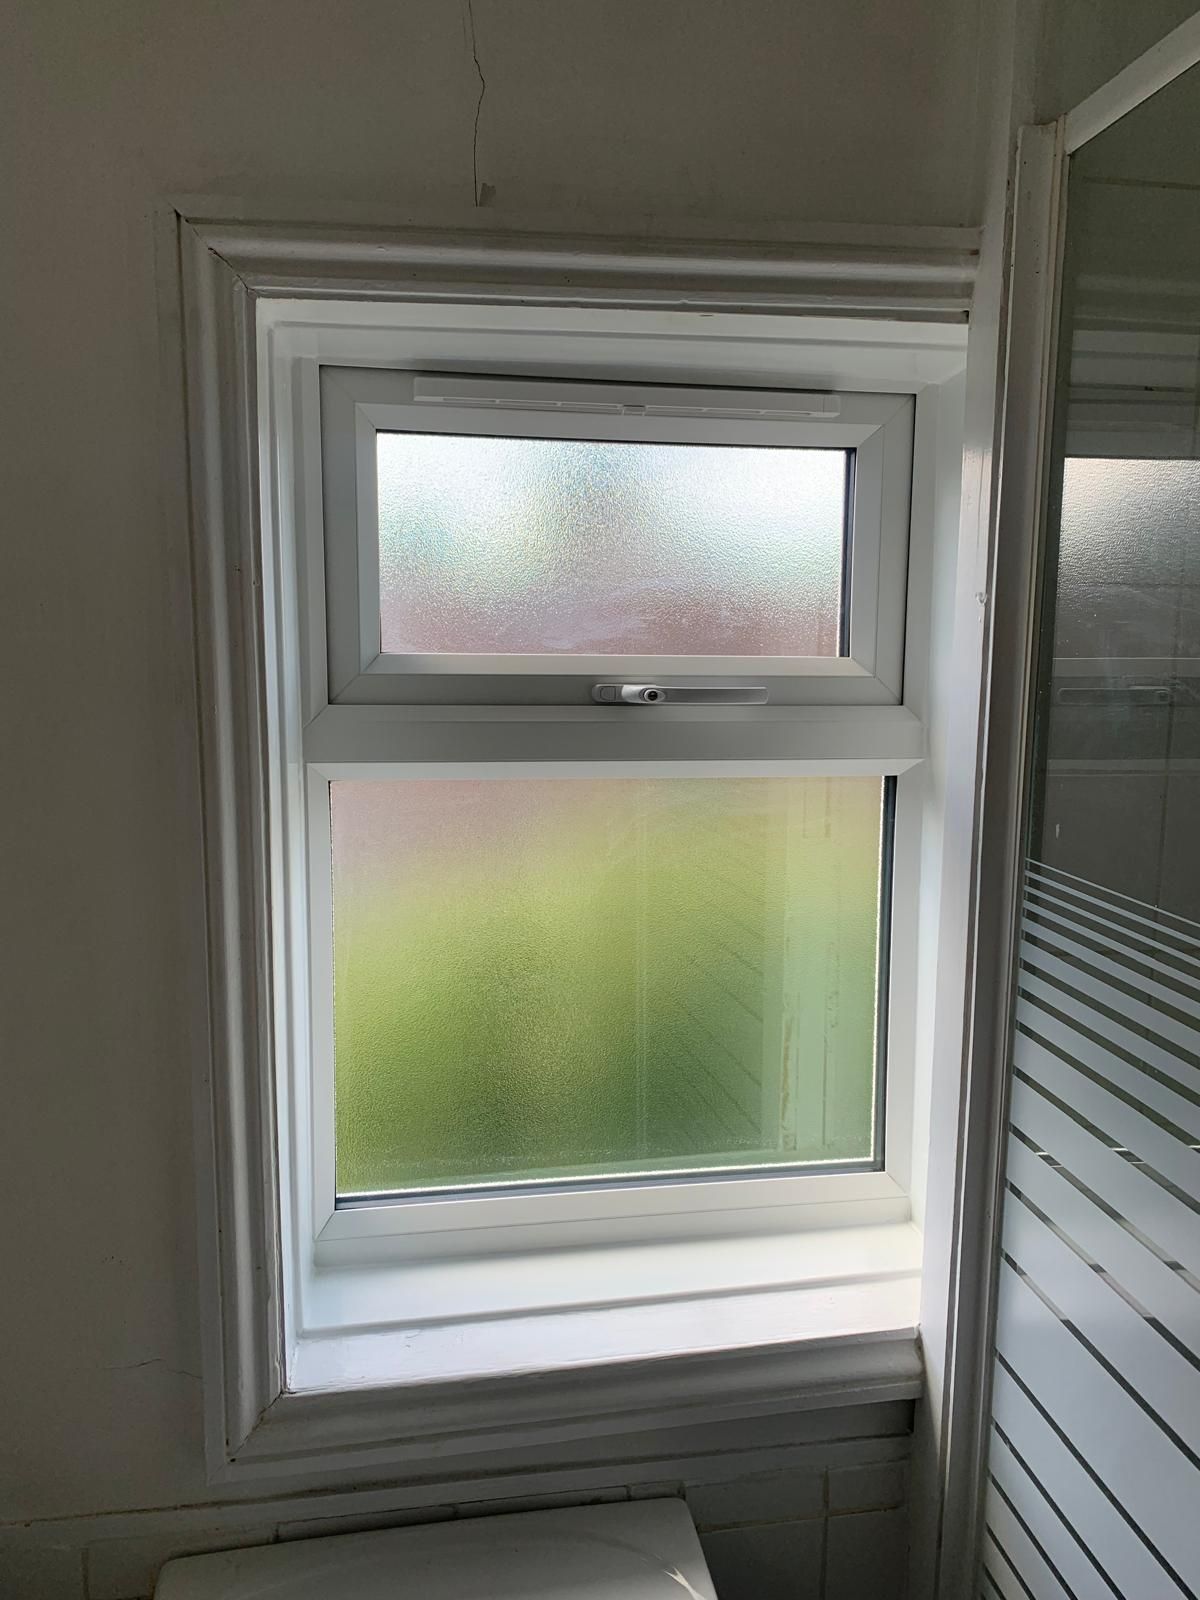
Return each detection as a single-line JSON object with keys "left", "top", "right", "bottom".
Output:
{"left": 982, "top": 57, "right": 1200, "bottom": 1600}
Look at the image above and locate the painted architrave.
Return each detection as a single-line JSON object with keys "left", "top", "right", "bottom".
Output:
{"left": 174, "top": 212, "right": 973, "bottom": 1483}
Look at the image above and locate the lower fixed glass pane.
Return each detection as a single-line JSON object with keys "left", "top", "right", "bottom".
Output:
{"left": 330, "top": 775, "right": 887, "bottom": 1196}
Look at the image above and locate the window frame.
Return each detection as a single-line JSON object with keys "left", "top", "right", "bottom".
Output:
{"left": 276, "top": 313, "right": 936, "bottom": 1369}
{"left": 318, "top": 365, "right": 914, "bottom": 703}
{"left": 307, "top": 767, "right": 902, "bottom": 1260}
{"left": 175, "top": 208, "right": 975, "bottom": 1482}
{"left": 286, "top": 345, "right": 923, "bottom": 1279}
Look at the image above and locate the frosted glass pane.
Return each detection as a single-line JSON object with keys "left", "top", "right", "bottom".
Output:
{"left": 331, "top": 776, "right": 885, "bottom": 1195}
{"left": 377, "top": 434, "right": 847, "bottom": 657}
{"left": 1054, "top": 457, "right": 1200, "bottom": 661}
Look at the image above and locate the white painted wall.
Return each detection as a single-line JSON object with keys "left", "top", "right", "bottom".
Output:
{"left": 2, "top": 1, "right": 1003, "bottom": 1592}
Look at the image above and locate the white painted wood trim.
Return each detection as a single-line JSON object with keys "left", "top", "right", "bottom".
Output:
{"left": 1065, "top": 10, "right": 1200, "bottom": 152}
{"left": 231, "top": 1331, "right": 922, "bottom": 1479}
{"left": 187, "top": 214, "right": 978, "bottom": 318}
{"left": 176, "top": 210, "right": 959, "bottom": 1483}
{"left": 175, "top": 192, "right": 979, "bottom": 247}
{"left": 179, "top": 221, "right": 285, "bottom": 1467}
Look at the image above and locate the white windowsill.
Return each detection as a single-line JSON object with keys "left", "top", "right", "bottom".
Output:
{"left": 289, "top": 1220, "right": 921, "bottom": 1393}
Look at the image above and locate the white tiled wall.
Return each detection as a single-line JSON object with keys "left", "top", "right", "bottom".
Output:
{"left": 2, "top": 1403, "right": 911, "bottom": 1600}
{"left": 694, "top": 1461, "right": 909, "bottom": 1600}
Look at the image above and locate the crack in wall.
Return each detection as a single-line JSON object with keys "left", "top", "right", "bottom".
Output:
{"left": 465, "top": 0, "right": 488, "bottom": 206}
{"left": 102, "top": 1357, "right": 202, "bottom": 1383}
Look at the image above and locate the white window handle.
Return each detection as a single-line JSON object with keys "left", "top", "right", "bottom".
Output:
{"left": 591, "top": 683, "right": 769, "bottom": 705}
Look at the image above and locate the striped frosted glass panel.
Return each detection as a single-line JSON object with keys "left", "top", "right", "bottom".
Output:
{"left": 330, "top": 775, "right": 887, "bottom": 1195}
{"left": 376, "top": 433, "right": 848, "bottom": 657}
{"left": 983, "top": 865, "right": 1200, "bottom": 1600}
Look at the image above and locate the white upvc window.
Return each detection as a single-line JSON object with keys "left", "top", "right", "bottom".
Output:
{"left": 253, "top": 297, "right": 951, "bottom": 1398}
{"left": 177, "top": 211, "right": 977, "bottom": 1473}
{"left": 306, "top": 378, "right": 914, "bottom": 1186}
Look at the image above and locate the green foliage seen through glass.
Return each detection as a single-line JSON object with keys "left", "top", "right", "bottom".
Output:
{"left": 332, "top": 776, "right": 885, "bottom": 1194}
